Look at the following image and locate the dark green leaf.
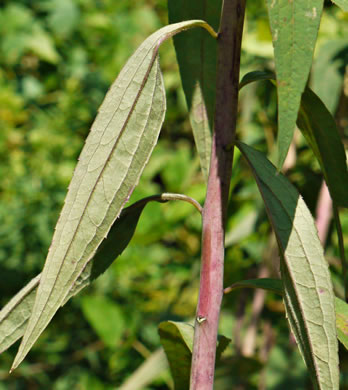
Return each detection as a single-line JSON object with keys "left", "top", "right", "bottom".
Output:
{"left": 240, "top": 70, "right": 348, "bottom": 208}
{"left": 158, "top": 320, "right": 230, "bottom": 389}
{"left": 239, "top": 70, "right": 275, "bottom": 90}
{"left": 266, "top": 0, "right": 324, "bottom": 168}
{"left": 158, "top": 321, "right": 194, "bottom": 390}
{"left": 237, "top": 142, "right": 339, "bottom": 390}
{"left": 297, "top": 88, "right": 348, "bottom": 208}
{"left": 168, "top": 0, "right": 221, "bottom": 179}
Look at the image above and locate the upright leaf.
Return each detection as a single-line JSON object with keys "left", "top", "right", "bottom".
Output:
{"left": 11, "top": 20, "right": 215, "bottom": 371}
{"left": 266, "top": 0, "right": 324, "bottom": 168}
{"left": 240, "top": 71, "right": 348, "bottom": 208}
{"left": 237, "top": 142, "right": 339, "bottom": 390}
{"left": 168, "top": 0, "right": 221, "bottom": 178}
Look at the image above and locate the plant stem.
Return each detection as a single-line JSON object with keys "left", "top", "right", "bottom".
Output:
{"left": 189, "top": 1, "right": 246, "bottom": 389}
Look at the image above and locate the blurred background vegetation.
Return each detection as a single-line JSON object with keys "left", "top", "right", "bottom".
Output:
{"left": 0, "top": 0, "right": 347, "bottom": 389}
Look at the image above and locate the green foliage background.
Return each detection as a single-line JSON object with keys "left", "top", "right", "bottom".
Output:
{"left": 0, "top": 0, "right": 347, "bottom": 389}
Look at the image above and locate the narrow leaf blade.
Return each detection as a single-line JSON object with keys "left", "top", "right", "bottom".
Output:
{"left": 168, "top": 1, "right": 221, "bottom": 178}
{"left": 266, "top": 0, "right": 324, "bottom": 168}
{"left": 240, "top": 71, "right": 348, "bottom": 208}
{"left": 12, "top": 21, "right": 215, "bottom": 370}
{"left": 297, "top": 88, "right": 348, "bottom": 208}
{"left": 0, "top": 199, "right": 146, "bottom": 354}
{"left": 238, "top": 142, "right": 339, "bottom": 390}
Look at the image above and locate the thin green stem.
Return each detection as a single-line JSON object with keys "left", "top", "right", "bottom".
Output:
{"left": 126, "top": 193, "right": 203, "bottom": 214}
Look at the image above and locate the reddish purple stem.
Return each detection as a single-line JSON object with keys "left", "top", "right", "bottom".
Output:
{"left": 189, "top": 1, "right": 246, "bottom": 389}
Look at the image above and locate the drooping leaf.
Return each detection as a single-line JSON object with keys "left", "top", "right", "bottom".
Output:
{"left": 0, "top": 274, "right": 40, "bottom": 354}
{"left": 297, "top": 88, "right": 348, "bottom": 208}
{"left": 265, "top": 0, "right": 324, "bottom": 168}
{"left": 2, "top": 190, "right": 202, "bottom": 359}
{"left": 11, "top": 20, "right": 215, "bottom": 371}
{"left": 0, "top": 199, "right": 146, "bottom": 354}
{"left": 240, "top": 71, "right": 348, "bottom": 208}
{"left": 168, "top": 0, "right": 221, "bottom": 179}
{"left": 119, "top": 349, "right": 169, "bottom": 390}
{"left": 335, "top": 297, "right": 348, "bottom": 350}
{"left": 237, "top": 142, "right": 339, "bottom": 390}
{"left": 331, "top": 0, "right": 348, "bottom": 11}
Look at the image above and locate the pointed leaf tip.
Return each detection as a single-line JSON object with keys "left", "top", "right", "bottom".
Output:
{"left": 266, "top": 0, "right": 324, "bottom": 168}
{"left": 11, "top": 20, "right": 216, "bottom": 370}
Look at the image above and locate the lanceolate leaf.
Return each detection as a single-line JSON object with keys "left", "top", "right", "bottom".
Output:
{"left": 237, "top": 142, "right": 339, "bottom": 390}
{"left": 168, "top": 0, "right": 221, "bottom": 179}
{"left": 297, "top": 88, "right": 348, "bottom": 208}
{"left": 1, "top": 192, "right": 202, "bottom": 356}
{"left": 266, "top": 0, "right": 324, "bottom": 168}
{"left": 240, "top": 71, "right": 348, "bottom": 208}
{"left": 11, "top": 20, "right": 215, "bottom": 371}
{"left": 0, "top": 198, "right": 146, "bottom": 354}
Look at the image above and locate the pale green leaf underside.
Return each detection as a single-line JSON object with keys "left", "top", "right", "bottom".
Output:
{"left": 0, "top": 198, "right": 145, "bottom": 354}
{"left": 1, "top": 192, "right": 201, "bottom": 356}
{"left": 238, "top": 142, "right": 339, "bottom": 390}
{"left": 11, "top": 20, "right": 213, "bottom": 371}
{"left": 331, "top": 0, "right": 348, "bottom": 11}
{"left": 266, "top": 0, "right": 324, "bottom": 168}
